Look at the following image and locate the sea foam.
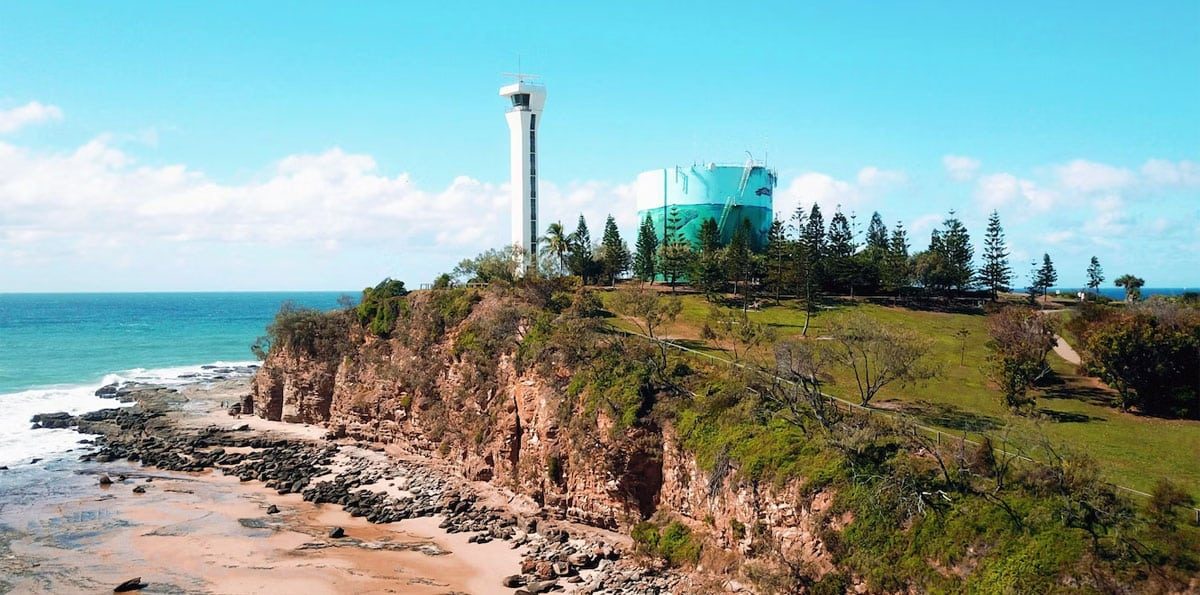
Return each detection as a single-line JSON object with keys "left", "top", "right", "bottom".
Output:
{"left": 0, "top": 361, "right": 258, "bottom": 468}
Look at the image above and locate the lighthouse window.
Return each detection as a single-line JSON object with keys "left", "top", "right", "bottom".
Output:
{"left": 511, "top": 93, "right": 530, "bottom": 108}
{"left": 530, "top": 113, "right": 536, "bottom": 130}
{"left": 530, "top": 129, "right": 536, "bottom": 151}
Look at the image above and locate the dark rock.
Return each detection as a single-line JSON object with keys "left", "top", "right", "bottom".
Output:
{"left": 502, "top": 574, "right": 526, "bottom": 588}
{"left": 132, "top": 485, "right": 146, "bottom": 494}
{"left": 99, "top": 474, "right": 113, "bottom": 486}
{"left": 227, "top": 403, "right": 242, "bottom": 416}
{"left": 266, "top": 504, "right": 280, "bottom": 515}
{"left": 328, "top": 527, "right": 345, "bottom": 538}
{"left": 30, "top": 412, "right": 74, "bottom": 429}
{"left": 524, "top": 579, "right": 559, "bottom": 594}
{"left": 113, "top": 577, "right": 146, "bottom": 592}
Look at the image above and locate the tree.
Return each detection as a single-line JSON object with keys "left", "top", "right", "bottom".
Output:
{"left": 1085, "top": 256, "right": 1105, "bottom": 297}
{"left": 1114, "top": 274, "right": 1144, "bottom": 302}
{"left": 825, "top": 209, "right": 856, "bottom": 294}
{"left": 1035, "top": 253, "right": 1058, "bottom": 302}
{"left": 697, "top": 217, "right": 721, "bottom": 253}
{"left": 691, "top": 249, "right": 725, "bottom": 300}
{"left": 826, "top": 313, "right": 938, "bottom": 406}
{"left": 692, "top": 217, "right": 726, "bottom": 300}
{"left": 978, "top": 210, "right": 1012, "bottom": 301}
{"left": 597, "top": 214, "right": 631, "bottom": 286}
{"left": 866, "top": 212, "right": 889, "bottom": 252}
{"left": 799, "top": 204, "right": 826, "bottom": 335}
{"left": 609, "top": 285, "right": 683, "bottom": 369}
{"left": 726, "top": 218, "right": 753, "bottom": 304}
{"left": 938, "top": 211, "right": 975, "bottom": 294}
{"left": 634, "top": 213, "right": 659, "bottom": 284}
{"left": 763, "top": 218, "right": 791, "bottom": 303}
{"left": 452, "top": 246, "right": 521, "bottom": 284}
{"left": 659, "top": 242, "right": 693, "bottom": 293}
{"left": 986, "top": 307, "right": 1057, "bottom": 413}
{"left": 1082, "top": 305, "right": 1199, "bottom": 416}
{"left": 882, "top": 221, "right": 911, "bottom": 298}
{"left": 540, "top": 221, "right": 570, "bottom": 276}
{"left": 768, "top": 339, "right": 838, "bottom": 433}
{"left": 567, "top": 214, "right": 595, "bottom": 282}
{"left": 700, "top": 307, "right": 776, "bottom": 362}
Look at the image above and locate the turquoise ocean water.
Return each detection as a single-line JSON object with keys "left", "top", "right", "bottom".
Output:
{"left": 0, "top": 292, "right": 345, "bottom": 466}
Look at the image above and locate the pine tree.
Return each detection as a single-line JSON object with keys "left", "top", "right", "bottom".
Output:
{"left": 1086, "top": 256, "right": 1105, "bottom": 296}
{"left": 826, "top": 209, "right": 856, "bottom": 294}
{"left": 939, "top": 211, "right": 975, "bottom": 294}
{"left": 763, "top": 218, "right": 791, "bottom": 302}
{"left": 977, "top": 210, "right": 1012, "bottom": 300}
{"left": 882, "top": 221, "right": 911, "bottom": 297}
{"left": 598, "top": 215, "right": 631, "bottom": 286}
{"left": 633, "top": 214, "right": 658, "bottom": 283}
{"left": 659, "top": 206, "right": 692, "bottom": 292}
{"left": 799, "top": 204, "right": 826, "bottom": 335}
{"left": 659, "top": 242, "right": 692, "bottom": 293}
{"left": 567, "top": 214, "right": 594, "bottom": 282}
{"left": 697, "top": 217, "right": 721, "bottom": 253}
{"left": 1035, "top": 253, "right": 1058, "bottom": 301}
{"left": 726, "top": 218, "right": 753, "bottom": 303}
{"left": 866, "top": 211, "right": 888, "bottom": 251}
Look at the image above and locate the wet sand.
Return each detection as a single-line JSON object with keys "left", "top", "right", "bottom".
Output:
{"left": 0, "top": 381, "right": 522, "bottom": 594}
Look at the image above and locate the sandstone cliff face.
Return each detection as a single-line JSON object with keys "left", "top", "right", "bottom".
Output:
{"left": 249, "top": 291, "right": 837, "bottom": 583}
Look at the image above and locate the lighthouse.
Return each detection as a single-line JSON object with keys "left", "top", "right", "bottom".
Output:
{"left": 499, "top": 76, "right": 546, "bottom": 268}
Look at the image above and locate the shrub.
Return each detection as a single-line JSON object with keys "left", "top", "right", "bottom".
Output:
{"left": 263, "top": 301, "right": 351, "bottom": 361}
{"left": 356, "top": 278, "right": 409, "bottom": 337}
{"left": 631, "top": 521, "right": 701, "bottom": 567}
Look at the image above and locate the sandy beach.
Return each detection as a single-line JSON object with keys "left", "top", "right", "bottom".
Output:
{"left": 0, "top": 380, "right": 524, "bottom": 594}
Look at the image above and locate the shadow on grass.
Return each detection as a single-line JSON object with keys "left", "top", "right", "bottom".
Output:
{"left": 883, "top": 399, "right": 1004, "bottom": 433}
{"left": 1039, "top": 373, "right": 1120, "bottom": 408}
{"left": 1037, "top": 408, "right": 1106, "bottom": 424}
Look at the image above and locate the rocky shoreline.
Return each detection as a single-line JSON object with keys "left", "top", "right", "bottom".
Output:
{"left": 24, "top": 382, "right": 678, "bottom": 594}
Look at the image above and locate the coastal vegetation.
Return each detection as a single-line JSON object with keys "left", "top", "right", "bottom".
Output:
{"left": 247, "top": 205, "right": 1198, "bottom": 591}
{"left": 253, "top": 267, "right": 1199, "bottom": 591}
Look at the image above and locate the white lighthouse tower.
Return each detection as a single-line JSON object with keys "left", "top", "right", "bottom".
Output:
{"left": 499, "top": 75, "right": 546, "bottom": 268}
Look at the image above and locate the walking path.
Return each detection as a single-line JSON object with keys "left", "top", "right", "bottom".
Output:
{"left": 1053, "top": 335, "right": 1081, "bottom": 365}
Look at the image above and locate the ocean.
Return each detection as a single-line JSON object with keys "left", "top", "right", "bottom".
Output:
{"left": 1047, "top": 287, "right": 1195, "bottom": 300}
{"left": 0, "top": 292, "right": 346, "bottom": 467}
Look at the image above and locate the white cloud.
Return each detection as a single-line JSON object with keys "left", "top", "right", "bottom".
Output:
{"left": 1140, "top": 158, "right": 1200, "bottom": 188}
{"left": 856, "top": 166, "right": 908, "bottom": 189}
{"left": 942, "top": 154, "right": 981, "bottom": 181}
{"left": 776, "top": 166, "right": 907, "bottom": 219}
{"left": 1055, "top": 159, "right": 1135, "bottom": 193}
{"left": 0, "top": 137, "right": 635, "bottom": 269}
{"left": 974, "top": 173, "right": 1060, "bottom": 212}
{"left": 0, "top": 101, "right": 64, "bottom": 133}
{"left": 1043, "top": 230, "right": 1074, "bottom": 244}
{"left": 907, "top": 213, "right": 943, "bottom": 239}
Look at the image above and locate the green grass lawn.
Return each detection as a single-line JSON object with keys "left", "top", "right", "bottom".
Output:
{"left": 599, "top": 288, "right": 1200, "bottom": 500}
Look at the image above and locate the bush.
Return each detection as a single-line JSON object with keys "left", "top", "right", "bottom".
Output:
{"left": 631, "top": 520, "right": 701, "bottom": 567}
{"left": 356, "top": 278, "right": 409, "bottom": 337}
{"left": 263, "top": 301, "right": 351, "bottom": 361}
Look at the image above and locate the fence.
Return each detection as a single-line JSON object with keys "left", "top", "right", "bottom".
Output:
{"left": 613, "top": 326, "right": 1200, "bottom": 524}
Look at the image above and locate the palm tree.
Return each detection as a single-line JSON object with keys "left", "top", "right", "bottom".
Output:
{"left": 1114, "top": 274, "right": 1145, "bottom": 302}
{"left": 540, "top": 222, "right": 569, "bottom": 276}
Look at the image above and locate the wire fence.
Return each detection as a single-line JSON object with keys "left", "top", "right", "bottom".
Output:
{"left": 612, "top": 325, "right": 1200, "bottom": 524}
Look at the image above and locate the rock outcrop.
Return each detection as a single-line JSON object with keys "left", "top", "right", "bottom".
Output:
{"left": 247, "top": 290, "right": 838, "bottom": 585}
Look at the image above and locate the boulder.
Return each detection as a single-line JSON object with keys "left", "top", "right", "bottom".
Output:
{"left": 328, "top": 527, "right": 345, "bottom": 538}
{"left": 98, "top": 474, "right": 113, "bottom": 486}
{"left": 113, "top": 577, "right": 146, "bottom": 592}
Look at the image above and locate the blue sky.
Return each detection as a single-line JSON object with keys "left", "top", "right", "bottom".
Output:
{"left": 1, "top": 1, "right": 1197, "bottom": 291}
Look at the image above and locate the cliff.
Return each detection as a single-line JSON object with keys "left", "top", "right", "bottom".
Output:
{"left": 245, "top": 287, "right": 839, "bottom": 588}
{"left": 244, "top": 285, "right": 1200, "bottom": 593}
